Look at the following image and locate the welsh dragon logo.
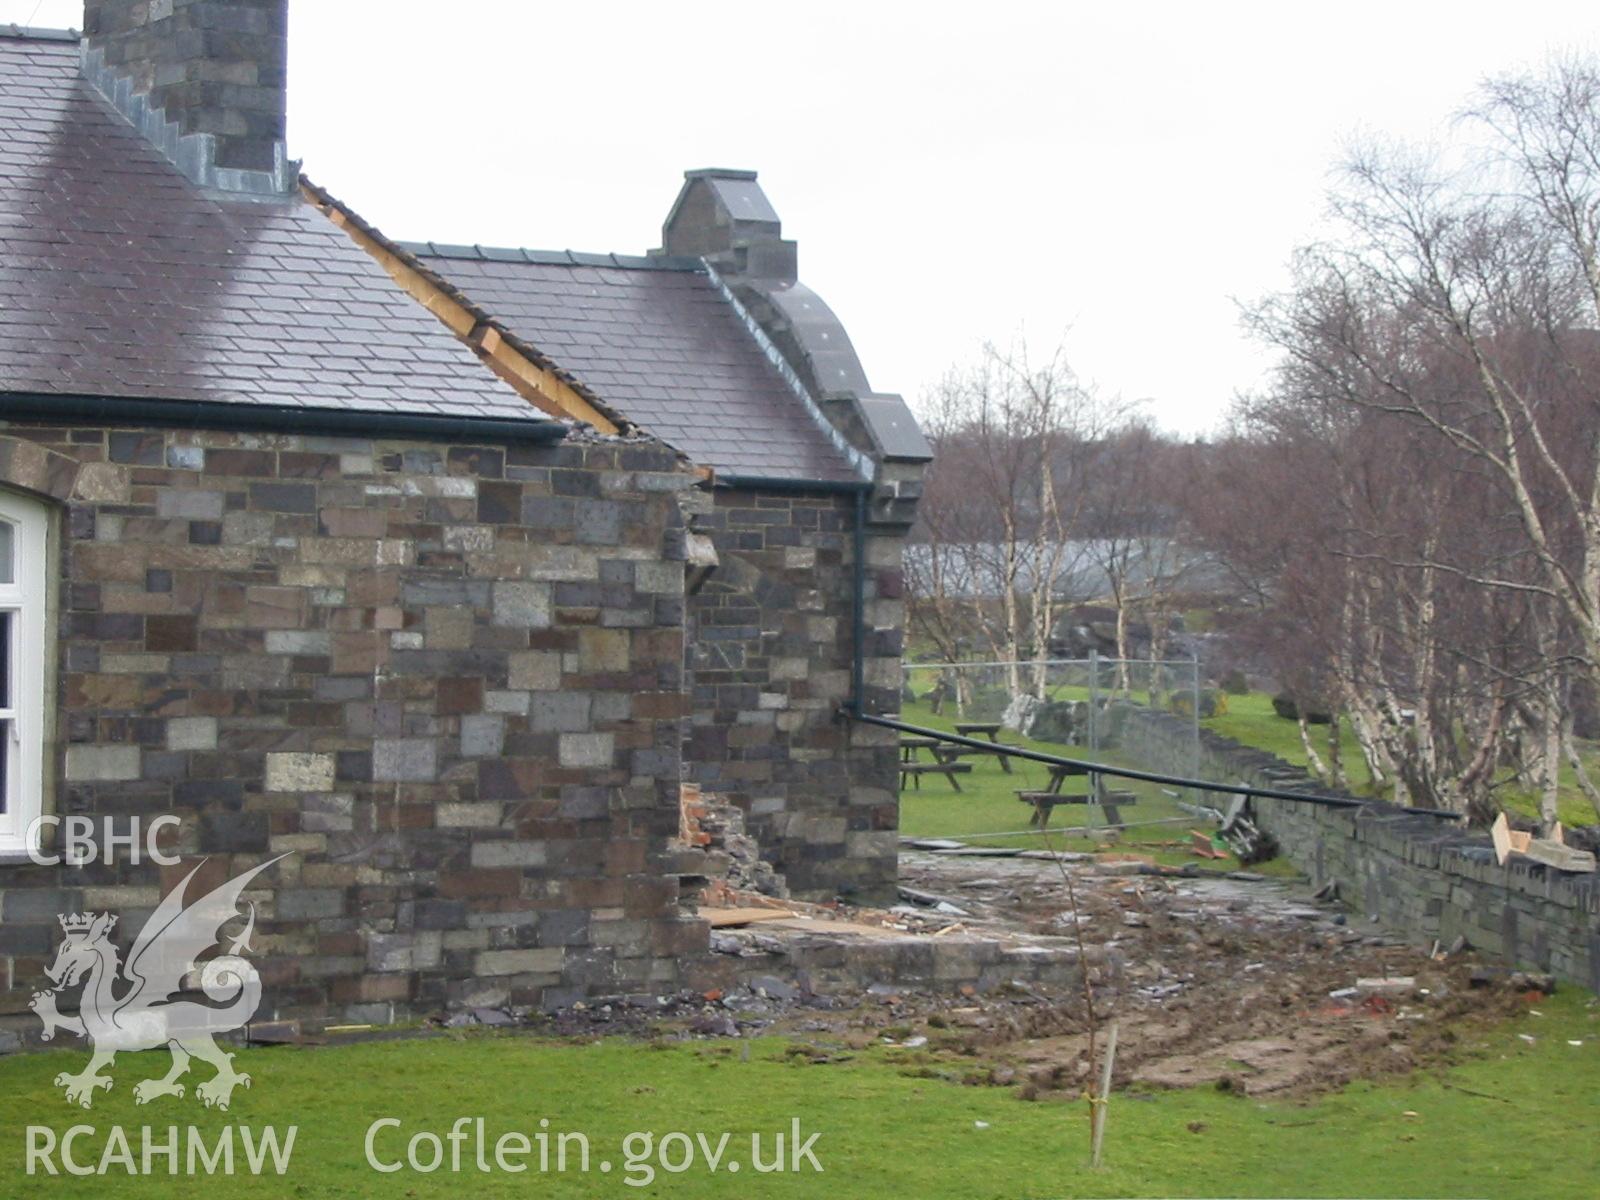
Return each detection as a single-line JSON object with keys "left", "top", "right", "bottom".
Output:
{"left": 28, "top": 855, "right": 287, "bottom": 1110}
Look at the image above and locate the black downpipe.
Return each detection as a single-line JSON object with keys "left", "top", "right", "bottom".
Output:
{"left": 854, "top": 711, "right": 1464, "bottom": 820}
{"left": 0, "top": 392, "right": 569, "bottom": 445}
{"left": 850, "top": 486, "right": 866, "bottom": 714}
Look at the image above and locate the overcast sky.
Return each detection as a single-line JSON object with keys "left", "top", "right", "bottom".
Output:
{"left": 9, "top": 1, "right": 1599, "bottom": 433}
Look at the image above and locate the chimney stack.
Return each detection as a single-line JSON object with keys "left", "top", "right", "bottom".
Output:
{"left": 657, "top": 169, "right": 873, "bottom": 398}
{"left": 81, "top": 0, "right": 292, "bottom": 195}
{"left": 658, "top": 168, "right": 798, "bottom": 284}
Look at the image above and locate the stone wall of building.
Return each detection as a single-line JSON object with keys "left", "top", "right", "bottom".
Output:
{"left": 0, "top": 423, "right": 706, "bottom": 1051}
{"left": 685, "top": 488, "right": 903, "bottom": 903}
{"left": 1116, "top": 705, "right": 1600, "bottom": 992}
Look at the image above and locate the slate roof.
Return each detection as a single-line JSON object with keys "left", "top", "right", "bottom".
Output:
{"left": 0, "top": 31, "right": 538, "bottom": 422}
{"left": 406, "top": 245, "right": 862, "bottom": 484}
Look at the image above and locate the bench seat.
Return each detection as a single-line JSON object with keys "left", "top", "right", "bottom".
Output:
{"left": 898, "top": 761, "right": 974, "bottom": 791}
{"left": 1016, "top": 787, "right": 1139, "bottom": 828}
{"left": 1015, "top": 790, "right": 1094, "bottom": 804}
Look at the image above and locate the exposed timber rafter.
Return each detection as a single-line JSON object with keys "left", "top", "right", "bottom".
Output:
{"left": 301, "top": 176, "right": 624, "bottom": 435}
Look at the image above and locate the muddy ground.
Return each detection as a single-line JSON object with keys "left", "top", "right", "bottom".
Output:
{"left": 836, "top": 852, "right": 1534, "bottom": 1099}
{"left": 515, "top": 851, "right": 1539, "bottom": 1102}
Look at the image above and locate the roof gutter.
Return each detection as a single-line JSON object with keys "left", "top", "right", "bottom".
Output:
{"left": 0, "top": 392, "right": 569, "bottom": 445}
{"left": 712, "top": 473, "right": 871, "bottom": 495}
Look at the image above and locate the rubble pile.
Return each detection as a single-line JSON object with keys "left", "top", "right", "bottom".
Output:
{"left": 424, "top": 849, "right": 1544, "bottom": 1103}
{"left": 874, "top": 851, "right": 1538, "bottom": 1096}
{"left": 674, "top": 784, "right": 790, "bottom": 900}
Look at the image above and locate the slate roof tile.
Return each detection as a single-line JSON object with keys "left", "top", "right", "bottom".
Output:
{"left": 411, "top": 247, "right": 861, "bottom": 483}
{"left": 0, "top": 33, "right": 539, "bottom": 423}
{"left": 1, "top": 31, "right": 863, "bottom": 479}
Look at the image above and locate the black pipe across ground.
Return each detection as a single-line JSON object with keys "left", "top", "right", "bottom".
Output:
{"left": 849, "top": 709, "right": 1464, "bottom": 821}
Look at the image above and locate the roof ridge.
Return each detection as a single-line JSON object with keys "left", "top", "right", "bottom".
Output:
{"left": 0, "top": 25, "right": 79, "bottom": 42}
{"left": 399, "top": 241, "right": 705, "bottom": 273}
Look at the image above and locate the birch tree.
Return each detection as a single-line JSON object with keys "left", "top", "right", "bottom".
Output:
{"left": 1231, "top": 57, "right": 1600, "bottom": 822}
{"left": 909, "top": 337, "right": 1131, "bottom": 701}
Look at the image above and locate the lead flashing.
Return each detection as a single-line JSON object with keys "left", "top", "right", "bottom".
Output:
{"left": 81, "top": 42, "right": 296, "bottom": 197}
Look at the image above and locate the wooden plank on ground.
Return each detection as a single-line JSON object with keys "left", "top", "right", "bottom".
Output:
{"left": 704, "top": 908, "right": 793, "bottom": 928}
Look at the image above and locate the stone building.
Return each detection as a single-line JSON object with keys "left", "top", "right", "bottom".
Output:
{"left": 0, "top": 1, "right": 924, "bottom": 1047}
{"left": 394, "top": 170, "right": 931, "bottom": 900}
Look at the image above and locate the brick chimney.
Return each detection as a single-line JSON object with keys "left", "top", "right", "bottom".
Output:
{"left": 81, "top": 0, "right": 292, "bottom": 194}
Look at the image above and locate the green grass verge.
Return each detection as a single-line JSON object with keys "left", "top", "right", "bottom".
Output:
{"left": 895, "top": 700, "right": 1298, "bottom": 874}
{"left": 1203, "top": 691, "right": 1377, "bottom": 793}
{"left": 1204, "top": 693, "right": 1600, "bottom": 827}
{"left": 0, "top": 988, "right": 1595, "bottom": 1196}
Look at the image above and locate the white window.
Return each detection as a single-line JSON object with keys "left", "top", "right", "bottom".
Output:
{"left": 0, "top": 491, "right": 47, "bottom": 860}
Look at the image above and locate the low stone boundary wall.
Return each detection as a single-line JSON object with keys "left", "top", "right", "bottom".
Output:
{"left": 1115, "top": 706, "right": 1600, "bottom": 992}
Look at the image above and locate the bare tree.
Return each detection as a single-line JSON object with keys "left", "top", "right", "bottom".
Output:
{"left": 1225, "top": 56, "right": 1600, "bottom": 823}
{"left": 1197, "top": 383, "right": 1544, "bottom": 821}
{"left": 908, "top": 337, "right": 1132, "bottom": 701}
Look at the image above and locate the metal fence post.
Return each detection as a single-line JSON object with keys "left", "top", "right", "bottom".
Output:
{"left": 1191, "top": 653, "right": 1202, "bottom": 804}
{"left": 1089, "top": 649, "right": 1099, "bottom": 756}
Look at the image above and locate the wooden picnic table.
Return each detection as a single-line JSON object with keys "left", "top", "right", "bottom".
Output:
{"left": 1015, "top": 762, "right": 1137, "bottom": 829}
{"left": 951, "top": 721, "right": 1014, "bottom": 772}
{"left": 898, "top": 737, "right": 973, "bottom": 791}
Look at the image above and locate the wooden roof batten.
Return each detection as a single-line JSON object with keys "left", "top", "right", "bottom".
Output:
{"left": 301, "top": 177, "right": 623, "bottom": 436}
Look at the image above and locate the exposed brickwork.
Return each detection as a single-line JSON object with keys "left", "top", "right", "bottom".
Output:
{"left": 685, "top": 489, "right": 903, "bottom": 903}
{"left": 0, "top": 425, "right": 705, "bottom": 1049}
{"left": 674, "top": 784, "right": 788, "bottom": 901}
{"left": 678, "top": 783, "right": 713, "bottom": 848}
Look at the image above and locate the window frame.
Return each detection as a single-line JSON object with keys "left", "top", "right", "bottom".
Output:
{"left": 0, "top": 491, "right": 47, "bottom": 860}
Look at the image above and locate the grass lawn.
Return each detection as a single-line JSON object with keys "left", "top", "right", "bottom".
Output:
{"left": 906, "top": 665, "right": 1600, "bottom": 826}
{"left": 1205, "top": 692, "right": 1600, "bottom": 827}
{"left": 1203, "top": 691, "right": 1376, "bottom": 793}
{"left": 0, "top": 988, "right": 1595, "bottom": 1197}
{"left": 895, "top": 700, "right": 1298, "bottom": 873}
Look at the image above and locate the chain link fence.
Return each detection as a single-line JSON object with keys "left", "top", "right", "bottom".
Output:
{"left": 899, "top": 656, "right": 1214, "bottom": 844}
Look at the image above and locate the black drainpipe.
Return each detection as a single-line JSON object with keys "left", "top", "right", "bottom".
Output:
{"left": 713, "top": 473, "right": 873, "bottom": 716}
{"left": 850, "top": 486, "right": 866, "bottom": 714}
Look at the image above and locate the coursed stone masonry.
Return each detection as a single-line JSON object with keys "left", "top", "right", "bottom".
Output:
{"left": 685, "top": 488, "right": 903, "bottom": 904}
{"left": 0, "top": 424, "right": 706, "bottom": 1047}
